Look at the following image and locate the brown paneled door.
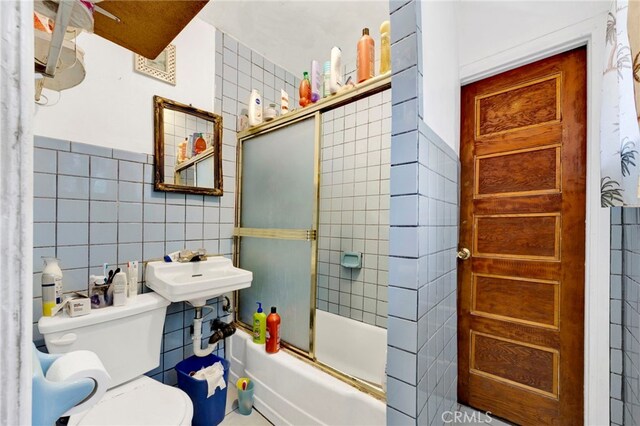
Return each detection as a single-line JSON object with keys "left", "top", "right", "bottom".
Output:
{"left": 458, "top": 47, "right": 586, "bottom": 425}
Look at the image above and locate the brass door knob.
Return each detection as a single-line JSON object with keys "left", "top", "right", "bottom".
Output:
{"left": 457, "top": 248, "right": 471, "bottom": 260}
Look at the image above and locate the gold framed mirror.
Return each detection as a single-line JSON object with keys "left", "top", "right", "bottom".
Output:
{"left": 154, "top": 95, "right": 223, "bottom": 195}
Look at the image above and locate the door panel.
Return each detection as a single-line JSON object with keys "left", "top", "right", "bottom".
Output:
{"left": 458, "top": 47, "right": 586, "bottom": 425}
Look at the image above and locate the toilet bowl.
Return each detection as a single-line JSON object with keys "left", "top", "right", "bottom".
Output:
{"left": 38, "top": 293, "right": 193, "bottom": 425}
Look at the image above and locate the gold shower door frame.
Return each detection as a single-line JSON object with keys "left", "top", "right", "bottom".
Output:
{"left": 233, "top": 74, "right": 391, "bottom": 400}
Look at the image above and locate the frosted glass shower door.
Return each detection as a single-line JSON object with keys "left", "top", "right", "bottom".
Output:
{"left": 237, "top": 116, "right": 318, "bottom": 353}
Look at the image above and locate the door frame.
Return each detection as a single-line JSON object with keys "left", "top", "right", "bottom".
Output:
{"left": 459, "top": 15, "right": 609, "bottom": 426}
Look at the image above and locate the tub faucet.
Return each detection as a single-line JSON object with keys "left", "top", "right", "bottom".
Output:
{"left": 178, "top": 249, "right": 206, "bottom": 263}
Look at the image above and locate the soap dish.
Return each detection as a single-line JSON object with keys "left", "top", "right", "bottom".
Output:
{"left": 340, "top": 251, "right": 362, "bottom": 269}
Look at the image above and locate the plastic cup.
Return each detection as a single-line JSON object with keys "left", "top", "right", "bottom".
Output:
{"left": 237, "top": 380, "right": 255, "bottom": 416}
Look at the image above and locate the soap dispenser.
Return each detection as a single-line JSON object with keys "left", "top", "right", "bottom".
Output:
{"left": 253, "top": 302, "right": 267, "bottom": 344}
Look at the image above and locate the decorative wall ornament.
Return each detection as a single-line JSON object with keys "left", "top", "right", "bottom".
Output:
{"left": 134, "top": 44, "right": 176, "bottom": 85}
{"left": 601, "top": 0, "right": 640, "bottom": 207}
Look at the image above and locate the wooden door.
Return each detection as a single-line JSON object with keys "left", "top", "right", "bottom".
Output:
{"left": 458, "top": 47, "right": 586, "bottom": 425}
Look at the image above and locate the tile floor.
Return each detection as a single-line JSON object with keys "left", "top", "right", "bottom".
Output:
{"left": 220, "top": 384, "right": 271, "bottom": 425}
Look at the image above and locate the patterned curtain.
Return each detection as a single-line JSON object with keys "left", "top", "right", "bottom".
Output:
{"left": 601, "top": 0, "right": 640, "bottom": 207}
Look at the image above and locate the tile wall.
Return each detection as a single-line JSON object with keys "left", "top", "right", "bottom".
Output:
{"left": 317, "top": 89, "right": 392, "bottom": 329}
{"left": 32, "top": 136, "right": 231, "bottom": 385}
{"left": 614, "top": 207, "right": 640, "bottom": 425}
{"left": 386, "top": 1, "right": 460, "bottom": 424}
{"left": 611, "top": 207, "right": 624, "bottom": 426}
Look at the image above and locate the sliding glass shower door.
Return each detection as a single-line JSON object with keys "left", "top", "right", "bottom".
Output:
{"left": 236, "top": 115, "right": 318, "bottom": 353}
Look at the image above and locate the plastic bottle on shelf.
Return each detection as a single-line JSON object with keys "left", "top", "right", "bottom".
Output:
{"left": 265, "top": 306, "right": 281, "bottom": 354}
{"left": 379, "top": 20, "right": 391, "bottom": 74}
{"left": 248, "top": 89, "right": 263, "bottom": 126}
{"left": 329, "top": 47, "right": 343, "bottom": 95}
{"left": 311, "top": 60, "right": 321, "bottom": 103}
{"left": 299, "top": 72, "right": 311, "bottom": 107}
{"left": 357, "top": 27, "right": 375, "bottom": 83}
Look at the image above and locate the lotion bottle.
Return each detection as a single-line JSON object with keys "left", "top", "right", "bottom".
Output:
{"left": 329, "top": 46, "right": 343, "bottom": 94}
{"left": 266, "top": 306, "right": 281, "bottom": 354}
{"left": 357, "top": 28, "right": 375, "bottom": 83}
{"left": 42, "top": 257, "right": 63, "bottom": 306}
{"left": 253, "top": 302, "right": 267, "bottom": 344}
{"left": 311, "top": 60, "right": 321, "bottom": 103}
{"left": 248, "top": 89, "right": 263, "bottom": 126}
{"left": 299, "top": 72, "right": 311, "bottom": 107}
{"left": 112, "top": 271, "right": 128, "bottom": 307}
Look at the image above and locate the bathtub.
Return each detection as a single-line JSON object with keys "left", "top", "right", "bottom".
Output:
{"left": 228, "top": 317, "right": 386, "bottom": 425}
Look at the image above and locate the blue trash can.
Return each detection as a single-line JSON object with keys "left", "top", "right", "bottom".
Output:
{"left": 175, "top": 354, "right": 230, "bottom": 426}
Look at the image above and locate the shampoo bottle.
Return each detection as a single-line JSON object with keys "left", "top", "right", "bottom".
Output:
{"left": 323, "top": 61, "right": 331, "bottom": 98}
{"left": 112, "top": 271, "right": 128, "bottom": 307}
{"left": 266, "top": 306, "right": 281, "bottom": 354}
{"left": 311, "top": 60, "right": 321, "bottom": 103}
{"left": 379, "top": 20, "right": 391, "bottom": 74}
{"left": 299, "top": 72, "right": 311, "bottom": 107}
{"left": 329, "top": 46, "right": 343, "bottom": 95}
{"left": 248, "top": 89, "right": 263, "bottom": 126}
{"left": 253, "top": 302, "right": 267, "bottom": 344}
{"left": 42, "top": 257, "right": 63, "bottom": 306}
{"left": 357, "top": 27, "right": 375, "bottom": 83}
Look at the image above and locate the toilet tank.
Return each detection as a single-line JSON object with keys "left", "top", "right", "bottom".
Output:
{"left": 38, "top": 292, "right": 170, "bottom": 388}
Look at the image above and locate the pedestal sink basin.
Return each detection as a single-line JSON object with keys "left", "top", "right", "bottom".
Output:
{"left": 146, "top": 256, "right": 252, "bottom": 306}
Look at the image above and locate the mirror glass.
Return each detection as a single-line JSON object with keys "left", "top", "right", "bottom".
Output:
{"left": 154, "top": 96, "right": 223, "bottom": 195}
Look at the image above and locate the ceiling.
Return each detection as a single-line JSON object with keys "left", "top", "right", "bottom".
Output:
{"left": 198, "top": 0, "right": 389, "bottom": 76}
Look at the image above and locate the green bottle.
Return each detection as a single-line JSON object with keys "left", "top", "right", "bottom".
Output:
{"left": 253, "top": 302, "right": 267, "bottom": 344}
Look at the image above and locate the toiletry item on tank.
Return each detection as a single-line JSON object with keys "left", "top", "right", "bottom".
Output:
{"left": 265, "top": 306, "right": 281, "bottom": 354}
{"left": 323, "top": 61, "right": 331, "bottom": 98}
{"left": 43, "top": 257, "right": 63, "bottom": 305}
{"left": 41, "top": 275, "right": 56, "bottom": 317}
{"left": 127, "top": 261, "right": 138, "bottom": 301}
{"left": 253, "top": 302, "right": 267, "bottom": 344}
{"left": 265, "top": 103, "right": 277, "bottom": 121}
{"left": 310, "top": 60, "right": 321, "bottom": 102}
{"left": 380, "top": 20, "right": 391, "bottom": 74}
{"left": 357, "top": 28, "right": 375, "bottom": 83}
{"left": 330, "top": 46, "right": 343, "bottom": 94}
{"left": 299, "top": 72, "right": 311, "bottom": 107}
{"left": 280, "top": 89, "right": 289, "bottom": 115}
{"left": 194, "top": 133, "right": 207, "bottom": 155}
{"left": 112, "top": 271, "right": 128, "bottom": 306}
{"left": 248, "top": 89, "right": 263, "bottom": 126}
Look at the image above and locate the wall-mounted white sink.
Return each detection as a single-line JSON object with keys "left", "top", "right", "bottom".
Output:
{"left": 146, "top": 257, "right": 252, "bottom": 306}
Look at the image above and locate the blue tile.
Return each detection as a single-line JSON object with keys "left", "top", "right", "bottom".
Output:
{"left": 391, "top": 66, "right": 418, "bottom": 106}
{"left": 89, "top": 244, "right": 117, "bottom": 267}
{"left": 34, "top": 173, "right": 57, "bottom": 198}
{"left": 71, "top": 142, "right": 112, "bottom": 158}
{"left": 58, "top": 176, "right": 89, "bottom": 199}
{"left": 391, "top": 1, "right": 418, "bottom": 43}
{"left": 118, "top": 243, "right": 142, "bottom": 263}
{"left": 34, "top": 148, "right": 57, "bottom": 173}
{"left": 118, "top": 181, "right": 143, "bottom": 203}
{"left": 118, "top": 223, "right": 142, "bottom": 244}
{"left": 392, "top": 99, "right": 418, "bottom": 135}
{"left": 392, "top": 32, "right": 418, "bottom": 73}
{"left": 143, "top": 164, "right": 154, "bottom": 184}
{"left": 118, "top": 161, "right": 143, "bottom": 182}
{"left": 389, "top": 287, "right": 418, "bottom": 321}
{"left": 163, "top": 348, "right": 183, "bottom": 371}
{"left": 58, "top": 152, "right": 89, "bottom": 176}
{"left": 186, "top": 206, "right": 203, "bottom": 222}
{"left": 166, "top": 205, "right": 186, "bottom": 222}
{"left": 166, "top": 192, "right": 185, "bottom": 205}
{"left": 58, "top": 199, "right": 88, "bottom": 222}
{"left": 57, "top": 223, "right": 89, "bottom": 246}
{"left": 186, "top": 223, "right": 203, "bottom": 240}
{"left": 62, "top": 268, "right": 89, "bottom": 292}
{"left": 90, "top": 156, "right": 118, "bottom": 180}
{"left": 118, "top": 202, "right": 143, "bottom": 222}
{"left": 34, "top": 223, "right": 55, "bottom": 247}
{"left": 143, "top": 184, "right": 165, "bottom": 204}
{"left": 90, "top": 223, "right": 117, "bottom": 245}
{"left": 388, "top": 315, "right": 418, "bottom": 353}
{"left": 112, "top": 149, "right": 147, "bottom": 164}
{"left": 166, "top": 224, "right": 185, "bottom": 241}
{"left": 34, "top": 135, "right": 70, "bottom": 151}
{"left": 387, "top": 376, "right": 417, "bottom": 417}
{"left": 90, "top": 178, "right": 118, "bottom": 201}
{"left": 90, "top": 201, "right": 117, "bottom": 222}
{"left": 143, "top": 241, "right": 165, "bottom": 259}
{"left": 57, "top": 245, "right": 88, "bottom": 270}
{"left": 144, "top": 223, "right": 165, "bottom": 242}
{"left": 143, "top": 203, "right": 165, "bottom": 223}
{"left": 34, "top": 198, "right": 56, "bottom": 222}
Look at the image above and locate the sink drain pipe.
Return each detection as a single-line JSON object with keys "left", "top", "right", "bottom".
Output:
{"left": 192, "top": 306, "right": 236, "bottom": 357}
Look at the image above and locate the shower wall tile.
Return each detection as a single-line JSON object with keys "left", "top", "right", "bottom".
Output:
{"left": 316, "top": 90, "right": 391, "bottom": 329}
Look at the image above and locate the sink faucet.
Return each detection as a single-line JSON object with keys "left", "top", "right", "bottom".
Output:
{"left": 178, "top": 249, "right": 207, "bottom": 263}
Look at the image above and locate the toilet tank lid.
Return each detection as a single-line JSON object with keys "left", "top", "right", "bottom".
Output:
{"left": 38, "top": 292, "right": 170, "bottom": 335}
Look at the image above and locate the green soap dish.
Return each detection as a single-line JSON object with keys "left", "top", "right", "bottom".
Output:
{"left": 340, "top": 251, "right": 362, "bottom": 269}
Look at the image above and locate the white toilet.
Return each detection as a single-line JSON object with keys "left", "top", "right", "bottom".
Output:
{"left": 38, "top": 292, "right": 193, "bottom": 425}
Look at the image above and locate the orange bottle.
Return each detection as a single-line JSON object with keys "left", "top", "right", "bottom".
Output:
{"left": 194, "top": 133, "right": 207, "bottom": 155}
{"left": 299, "top": 72, "right": 311, "bottom": 107}
{"left": 357, "top": 28, "right": 375, "bottom": 83}
{"left": 265, "top": 306, "right": 281, "bottom": 354}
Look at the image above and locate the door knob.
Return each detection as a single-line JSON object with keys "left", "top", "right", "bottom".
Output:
{"left": 457, "top": 248, "right": 471, "bottom": 260}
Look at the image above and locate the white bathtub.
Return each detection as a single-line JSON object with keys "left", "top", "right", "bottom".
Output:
{"left": 228, "top": 323, "right": 386, "bottom": 425}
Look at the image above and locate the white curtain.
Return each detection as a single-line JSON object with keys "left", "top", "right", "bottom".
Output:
{"left": 0, "top": 0, "right": 34, "bottom": 424}
{"left": 601, "top": 0, "right": 640, "bottom": 207}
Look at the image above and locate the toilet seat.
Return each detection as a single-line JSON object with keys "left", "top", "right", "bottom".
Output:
{"left": 68, "top": 375, "right": 193, "bottom": 426}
